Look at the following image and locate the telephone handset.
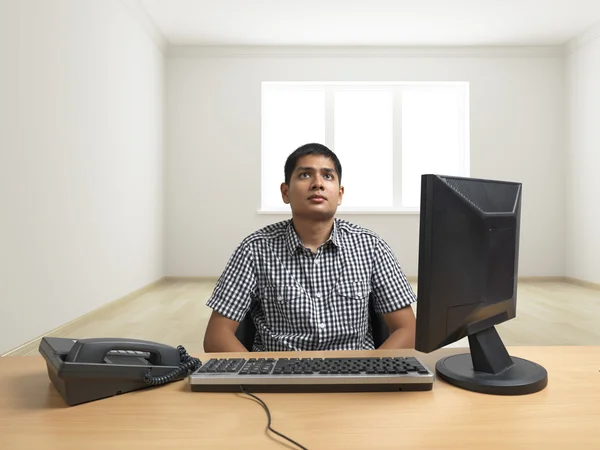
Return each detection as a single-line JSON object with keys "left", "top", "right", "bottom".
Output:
{"left": 39, "top": 336, "right": 202, "bottom": 406}
{"left": 65, "top": 337, "right": 182, "bottom": 365}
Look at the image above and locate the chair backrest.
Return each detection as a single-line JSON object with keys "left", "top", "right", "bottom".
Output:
{"left": 235, "top": 312, "right": 257, "bottom": 351}
{"left": 368, "top": 300, "right": 391, "bottom": 348}
{"left": 235, "top": 295, "right": 391, "bottom": 351}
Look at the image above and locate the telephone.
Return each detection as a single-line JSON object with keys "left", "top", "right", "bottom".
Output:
{"left": 39, "top": 336, "right": 202, "bottom": 406}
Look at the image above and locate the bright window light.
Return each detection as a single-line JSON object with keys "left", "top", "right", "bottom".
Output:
{"left": 402, "top": 87, "right": 469, "bottom": 208}
{"left": 261, "top": 87, "right": 326, "bottom": 211}
{"left": 334, "top": 90, "right": 393, "bottom": 208}
{"left": 261, "top": 82, "right": 469, "bottom": 212}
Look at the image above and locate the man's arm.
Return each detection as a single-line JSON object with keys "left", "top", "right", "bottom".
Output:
{"left": 203, "top": 240, "right": 255, "bottom": 353}
{"left": 378, "top": 305, "right": 416, "bottom": 349}
{"left": 203, "top": 310, "right": 248, "bottom": 353}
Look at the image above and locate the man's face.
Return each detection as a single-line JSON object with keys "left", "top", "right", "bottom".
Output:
{"left": 281, "top": 154, "right": 344, "bottom": 220}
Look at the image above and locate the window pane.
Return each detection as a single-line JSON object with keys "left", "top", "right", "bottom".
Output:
{"left": 262, "top": 87, "right": 326, "bottom": 209}
{"left": 334, "top": 90, "right": 393, "bottom": 208}
{"left": 402, "top": 87, "right": 466, "bottom": 208}
{"left": 261, "top": 82, "right": 468, "bottom": 211}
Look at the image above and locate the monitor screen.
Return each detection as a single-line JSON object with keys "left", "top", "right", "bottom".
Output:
{"left": 415, "top": 174, "right": 548, "bottom": 395}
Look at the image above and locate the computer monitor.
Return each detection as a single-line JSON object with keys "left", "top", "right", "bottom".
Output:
{"left": 415, "top": 174, "right": 548, "bottom": 395}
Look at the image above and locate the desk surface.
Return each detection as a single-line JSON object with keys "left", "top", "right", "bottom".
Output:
{"left": 0, "top": 346, "right": 598, "bottom": 450}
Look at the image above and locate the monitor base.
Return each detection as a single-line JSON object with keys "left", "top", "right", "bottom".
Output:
{"left": 436, "top": 353, "right": 548, "bottom": 395}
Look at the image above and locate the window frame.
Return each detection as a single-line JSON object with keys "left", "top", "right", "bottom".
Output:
{"left": 259, "top": 81, "right": 470, "bottom": 214}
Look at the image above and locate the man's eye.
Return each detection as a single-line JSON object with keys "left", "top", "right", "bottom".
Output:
{"left": 299, "top": 173, "right": 310, "bottom": 178}
{"left": 324, "top": 174, "right": 333, "bottom": 180}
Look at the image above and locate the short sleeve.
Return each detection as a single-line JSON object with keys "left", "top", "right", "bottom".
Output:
{"left": 206, "top": 241, "right": 257, "bottom": 322}
{"left": 370, "top": 238, "right": 417, "bottom": 314}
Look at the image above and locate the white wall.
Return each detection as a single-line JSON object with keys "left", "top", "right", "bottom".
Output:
{"left": 566, "top": 28, "right": 600, "bottom": 284}
{"left": 166, "top": 48, "right": 565, "bottom": 279}
{"left": 0, "top": 0, "right": 165, "bottom": 354}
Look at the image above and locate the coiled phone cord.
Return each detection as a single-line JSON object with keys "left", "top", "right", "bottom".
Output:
{"left": 143, "top": 345, "right": 201, "bottom": 386}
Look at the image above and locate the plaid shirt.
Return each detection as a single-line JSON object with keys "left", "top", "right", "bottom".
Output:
{"left": 206, "top": 218, "right": 416, "bottom": 351}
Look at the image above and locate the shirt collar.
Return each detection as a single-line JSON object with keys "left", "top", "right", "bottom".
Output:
{"left": 285, "top": 220, "right": 303, "bottom": 254}
{"left": 285, "top": 219, "right": 343, "bottom": 255}
{"left": 330, "top": 218, "right": 343, "bottom": 249}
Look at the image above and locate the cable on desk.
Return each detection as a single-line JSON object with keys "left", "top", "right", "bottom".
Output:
{"left": 240, "top": 385, "right": 308, "bottom": 450}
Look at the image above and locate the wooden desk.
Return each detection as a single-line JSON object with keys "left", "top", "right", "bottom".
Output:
{"left": 0, "top": 347, "right": 598, "bottom": 449}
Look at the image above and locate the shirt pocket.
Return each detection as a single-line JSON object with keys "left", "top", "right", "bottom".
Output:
{"left": 262, "top": 285, "right": 312, "bottom": 331}
{"left": 335, "top": 280, "right": 371, "bottom": 331}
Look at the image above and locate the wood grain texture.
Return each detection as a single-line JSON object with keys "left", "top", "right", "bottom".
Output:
{"left": 4, "top": 279, "right": 600, "bottom": 356}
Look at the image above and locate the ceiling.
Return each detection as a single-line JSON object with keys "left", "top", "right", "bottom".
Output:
{"left": 138, "top": 0, "right": 600, "bottom": 47}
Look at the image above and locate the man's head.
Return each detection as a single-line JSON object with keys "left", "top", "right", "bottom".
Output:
{"left": 283, "top": 143, "right": 342, "bottom": 185}
{"left": 281, "top": 143, "right": 344, "bottom": 221}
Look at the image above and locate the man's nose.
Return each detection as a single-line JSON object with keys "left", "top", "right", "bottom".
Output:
{"left": 311, "top": 175, "right": 325, "bottom": 190}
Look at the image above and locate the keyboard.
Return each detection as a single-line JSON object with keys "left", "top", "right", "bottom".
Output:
{"left": 189, "top": 356, "right": 434, "bottom": 392}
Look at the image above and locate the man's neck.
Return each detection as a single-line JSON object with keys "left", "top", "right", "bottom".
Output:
{"left": 291, "top": 216, "right": 335, "bottom": 254}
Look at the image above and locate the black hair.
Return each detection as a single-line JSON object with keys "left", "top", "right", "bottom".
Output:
{"left": 283, "top": 143, "right": 342, "bottom": 185}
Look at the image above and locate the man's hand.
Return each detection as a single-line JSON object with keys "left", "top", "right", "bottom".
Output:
{"left": 378, "top": 305, "right": 416, "bottom": 349}
{"left": 203, "top": 311, "right": 249, "bottom": 352}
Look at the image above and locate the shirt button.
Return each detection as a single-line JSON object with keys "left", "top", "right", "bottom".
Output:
{"left": 318, "top": 323, "right": 326, "bottom": 329}
{"left": 315, "top": 292, "right": 322, "bottom": 298}
{"left": 277, "top": 295, "right": 283, "bottom": 300}
{"left": 314, "top": 260, "right": 320, "bottom": 265}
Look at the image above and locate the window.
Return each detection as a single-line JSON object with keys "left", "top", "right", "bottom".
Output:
{"left": 261, "top": 82, "right": 469, "bottom": 213}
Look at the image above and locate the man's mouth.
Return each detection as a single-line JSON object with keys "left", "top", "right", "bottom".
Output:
{"left": 308, "top": 195, "right": 326, "bottom": 202}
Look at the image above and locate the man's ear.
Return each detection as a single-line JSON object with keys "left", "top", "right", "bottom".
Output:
{"left": 281, "top": 182, "right": 290, "bottom": 204}
{"left": 337, "top": 185, "right": 344, "bottom": 206}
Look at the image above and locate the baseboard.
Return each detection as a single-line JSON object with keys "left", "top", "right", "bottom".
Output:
{"left": 164, "top": 275, "right": 575, "bottom": 284}
{"left": 1, "top": 277, "right": 166, "bottom": 357}
{"left": 164, "top": 275, "right": 598, "bottom": 290}
{"left": 518, "top": 276, "right": 566, "bottom": 282}
{"left": 164, "top": 276, "right": 219, "bottom": 282}
{"left": 406, "top": 276, "right": 566, "bottom": 284}
{"left": 565, "top": 277, "right": 600, "bottom": 291}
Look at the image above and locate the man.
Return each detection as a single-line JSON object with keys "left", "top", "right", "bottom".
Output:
{"left": 203, "top": 143, "right": 416, "bottom": 352}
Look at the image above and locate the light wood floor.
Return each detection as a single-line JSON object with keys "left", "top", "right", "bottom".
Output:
{"left": 4, "top": 279, "right": 600, "bottom": 356}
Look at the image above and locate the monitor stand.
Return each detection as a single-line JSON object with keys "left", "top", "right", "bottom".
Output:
{"left": 435, "top": 326, "right": 548, "bottom": 395}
